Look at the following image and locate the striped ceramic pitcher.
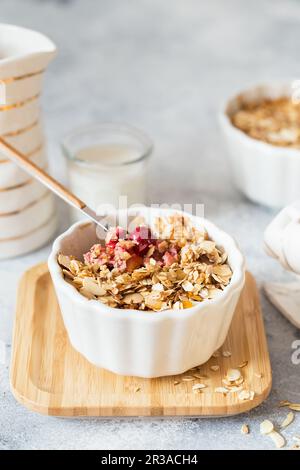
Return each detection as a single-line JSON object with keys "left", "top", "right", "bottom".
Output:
{"left": 0, "top": 24, "right": 57, "bottom": 258}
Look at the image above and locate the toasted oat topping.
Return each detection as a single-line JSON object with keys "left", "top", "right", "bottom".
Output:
{"left": 58, "top": 215, "right": 232, "bottom": 312}
{"left": 231, "top": 97, "right": 300, "bottom": 148}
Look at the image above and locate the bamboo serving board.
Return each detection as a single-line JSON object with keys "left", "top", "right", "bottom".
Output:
{"left": 10, "top": 263, "right": 272, "bottom": 417}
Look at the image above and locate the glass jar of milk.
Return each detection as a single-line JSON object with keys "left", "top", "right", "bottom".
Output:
{"left": 62, "top": 123, "right": 153, "bottom": 222}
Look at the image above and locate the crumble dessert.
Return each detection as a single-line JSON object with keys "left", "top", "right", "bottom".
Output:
{"left": 58, "top": 215, "right": 232, "bottom": 311}
{"left": 231, "top": 97, "right": 300, "bottom": 148}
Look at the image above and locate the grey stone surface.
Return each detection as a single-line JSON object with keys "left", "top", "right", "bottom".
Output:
{"left": 0, "top": 0, "right": 300, "bottom": 450}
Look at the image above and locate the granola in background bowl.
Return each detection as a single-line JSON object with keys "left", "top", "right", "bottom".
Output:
{"left": 231, "top": 97, "right": 300, "bottom": 148}
{"left": 219, "top": 80, "right": 300, "bottom": 208}
{"left": 58, "top": 215, "right": 233, "bottom": 312}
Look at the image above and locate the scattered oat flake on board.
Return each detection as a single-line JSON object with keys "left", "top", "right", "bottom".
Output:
{"left": 222, "top": 351, "right": 231, "bottom": 357}
{"left": 173, "top": 381, "right": 180, "bottom": 386}
{"left": 182, "top": 376, "right": 195, "bottom": 382}
{"left": 193, "top": 374, "right": 208, "bottom": 380}
{"left": 226, "top": 369, "right": 241, "bottom": 382}
{"left": 238, "top": 390, "right": 254, "bottom": 401}
{"left": 254, "top": 372, "right": 263, "bottom": 378}
{"left": 192, "top": 383, "right": 207, "bottom": 391}
{"left": 134, "top": 387, "right": 141, "bottom": 393}
{"left": 210, "top": 365, "right": 220, "bottom": 371}
{"left": 238, "top": 361, "right": 248, "bottom": 368}
{"left": 281, "top": 411, "right": 294, "bottom": 429}
{"left": 241, "top": 424, "right": 249, "bottom": 435}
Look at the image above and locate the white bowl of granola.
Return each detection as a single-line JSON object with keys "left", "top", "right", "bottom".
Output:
{"left": 48, "top": 208, "right": 245, "bottom": 378}
{"left": 219, "top": 80, "right": 300, "bottom": 208}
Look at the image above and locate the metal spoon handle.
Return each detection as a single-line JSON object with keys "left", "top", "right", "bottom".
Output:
{"left": 0, "top": 137, "right": 108, "bottom": 232}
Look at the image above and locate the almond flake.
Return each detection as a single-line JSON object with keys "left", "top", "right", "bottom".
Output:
{"left": 226, "top": 369, "right": 241, "bottom": 382}
{"left": 182, "top": 376, "right": 195, "bottom": 382}
{"left": 182, "top": 281, "right": 194, "bottom": 292}
{"left": 123, "top": 293, "right": 144, "bottom": 304}
{"left": 241, "top": 424, "right": 249, "bottom": 435}
{"left": 222, "top": 350, "right": 232, "bottom": 358}
{"left": 260, "top": 419, "right": 274, "bottom": 435}
{"left": 281, "top": 411, "right": 294, "bottom": 429}
{"left": 192, "top": 383, "right": 207, "bottom": 391}
{"left": 238, "top": 361, "right": 248, "bottom": 368}
{"left": 238, "top": 390, "right": 254, "bottom": 401}
{"left": 152, "top": 283, "right": 164, "bottom": 292}
{"left": 288, "top": 403, "right": 300, "bottom": 411}
{"left": 58, "top": 254, "right": 72, "bottom": 269}
{"left": 269, "top": 431, "right": 286, "bottom": 449}
{"left": 82, "top": 277, "right": 107, "bottom": 296}
{"left": 279, "top": 400, "right": 291, "bottom": 407}
{"left": 193, "top": 374, "right": 208, "bottom": 380}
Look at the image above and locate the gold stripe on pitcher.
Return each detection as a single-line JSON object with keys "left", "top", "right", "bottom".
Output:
{"left": 0, "top": 190, "right": 49, "bottom": 217}
{"left": 1, "top": 119, "right": 39, "bottom": 138}
{"left": 0, "top": 93, "right": 40, "bottom": 111}
{"left": 1, "top": 69, "right": 45, "bottom": 84}
{"left": 0, "top": 178, "right": 33, "bottom": 192}
{"left": 0, "top": 208, "right": 55, "bottom": 242}
{"left": 0, "top": 164, "right": 48, "bottom": 192}
{"left": 0, "top": 141, "right": 44, "bottom": 164}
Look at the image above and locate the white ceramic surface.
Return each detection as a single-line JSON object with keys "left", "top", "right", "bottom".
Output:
{"left": 2, "top": 72, "right": 44, "bottom": 105}
{"left": 264, "top": 200, "right": 300, "bottom": 275}
{"left": 0, "top": 178, "right": 47, "bottom": 213}
{"left": 0, "top": 121, "right": 43, "bottom": 160}
{"left": 264, "top": 200, "right": 300, "bottom": 329}
{"left": 0, "top": 212, "right": 57, "bottom": 260}
{"left": 0, "top": 191, "right": 55, "bottom": 239}
{"left": 0, "top": 23, "right": 56, "bottom": 258}
{"left": 0, "top": 145, "right": 45, "bottom": 187}
{"left": 0, "top": 95, "right": 40, "bottom": 135}
{"left": 48, "top": 208, "right": 245, "bottom": 378}
{"left": 219, "top": 81, "right": 300, "bottom": 208}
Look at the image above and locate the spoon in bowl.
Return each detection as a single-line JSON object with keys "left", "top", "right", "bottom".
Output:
{"left": 0, "top": 137, "right": 109, "bottom": 232}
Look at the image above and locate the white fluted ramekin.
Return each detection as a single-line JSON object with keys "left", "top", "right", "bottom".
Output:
{"left": 219, "top": 81, "right": 300, "bottom": 208}
{"left": 48, "top": 208, "right": 245, "bottom": 378}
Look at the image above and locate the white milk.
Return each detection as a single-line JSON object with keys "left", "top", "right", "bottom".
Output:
{"left": 67, "top": 143, "right": 148, "bottom": 222}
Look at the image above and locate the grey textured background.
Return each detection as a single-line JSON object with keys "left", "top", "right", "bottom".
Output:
{"left": 0, "top": 0, "right": 300, "bottom": 450}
